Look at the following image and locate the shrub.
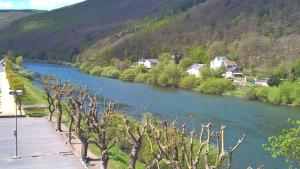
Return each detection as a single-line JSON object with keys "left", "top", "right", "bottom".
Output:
{"left": 134, "top": 73, "right": 149, "bottom": 83}
{"left": 90, "top": 66, "right": 103, "bottom": 76}
{"left": 200, "top": 67, "right": 221, "bottom": 80}
{"left": 267, "top": 88, "right": 281, "bottom": 105}
{"left": 256, "top": 87, "right": 270, "bottom": 101}
{"left": 291, "top": 59, "right": 300, "bottom": 80}
{"left": 268, "top": 65, "right": 288, "bottom": 86}
{"left": 179, "top": 76, "right": 200, "bottom": 89}
{"left": 245, "top": 87, "right": 257, "bottom": 100}
{"left": 101, "top": 67, "right": 120, "bottom": 78}
{"left": 278, "top": 82, "right": 295, "bottom": 105}
{"left": 120, "top": 69, "right": 138, "bottom": 81}
{"left": 79, "top": 62, "right": 93, "bottom": 73}
{"left": 18, "top": 70, "right": 35, "bottom": 80}
{"left": 15, "top": 56, "right": 23, "bottom": 66}
{"left": 196, "top": 78, "right": 235, "bottom": 94}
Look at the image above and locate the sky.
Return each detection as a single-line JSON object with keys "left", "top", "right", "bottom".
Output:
{"left": 0, "top": 0, "right": 86, "bottom": 10}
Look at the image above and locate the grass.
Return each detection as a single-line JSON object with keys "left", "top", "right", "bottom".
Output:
{"left": 89, "top": 143, "right": 145, "bottom": 169}
{"left": 19, "top": 76, "right": 48, "bottom": 117}
{"left": 24, "top": 108, "right": 48, "bottom": 117}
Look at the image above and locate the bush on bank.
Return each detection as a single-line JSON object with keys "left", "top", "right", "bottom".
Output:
{"left": 4, "top": 58, "right": 24, "bottom": 91}
{"left": 196, "top": 78, "right": 235, "bottom": 94}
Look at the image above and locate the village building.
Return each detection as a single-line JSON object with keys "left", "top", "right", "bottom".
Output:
{"left": 186, "top": 64, "right": 206, "bottom": 77}
{"left": 225, "top": 67, "right": 243, "bottom": 79}
{"left": 210, "top": 56, "right": 237, "bottom": 69}
{"left": 137, "top": 58, "right": 158, "bottom": 69}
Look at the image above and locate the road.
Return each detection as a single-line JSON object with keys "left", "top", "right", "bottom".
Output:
{"left": 0, "top": 117, "right": 84, "bottom": 169}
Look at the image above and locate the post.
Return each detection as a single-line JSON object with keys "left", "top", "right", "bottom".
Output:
{"left": 15, "top": 94, "right": 18, "bottom": 158}
{"left": 10, "top": 89, "right": 22, "bottom": 159}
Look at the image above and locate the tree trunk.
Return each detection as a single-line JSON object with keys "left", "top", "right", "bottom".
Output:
{"left": 99, "top": 149, "right": 109, "bottom": 169}
{"left": 56, "top": 100, "right": 62, "bottom": 132}
{"left": 129, "top": 142, "right": 141, "bottom": 169}
{"left": 49, "top": 111, "right": 53, "bottom": 122}
{"left": 47, "top": 93, "right": 54, "bottom": 122}
{"left": 68, "top": 118, "right": 73, "bottom": 143}
{"left": 80, "top": 137, "right": 88, "bottom": 162}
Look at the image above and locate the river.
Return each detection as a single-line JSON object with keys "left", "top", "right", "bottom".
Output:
{"left": 23, "top": 62, "right": 300, "bottom": 169}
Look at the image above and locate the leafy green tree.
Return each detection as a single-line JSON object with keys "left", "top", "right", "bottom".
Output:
{"left": 179, "top": 57, "right": 193, "bottom": 69}
{"left": 185, "top": 46, "right": 210, "bottom": 64}
{"left": 207, "top": 41, "right": 227, "bottom": 57}
{"left": 158, "top": 63, "right": 184, "bottom": 87}
{"left": 15, "top": 56, "right": 23, "bottom": 66}
{"left": 158, "top": 52, "right": 172, "bottom": 64}
{"left": 291, "top": 59, "right": 300, "bottom": 81}
{"left": 148, "top": 63, "right": 164, "bottom": 85}
{"left": 268, "top": 65, "right": 288, "bottom": 86}
{"left": 264, "top": 120, "right": 300, "bottom": 167}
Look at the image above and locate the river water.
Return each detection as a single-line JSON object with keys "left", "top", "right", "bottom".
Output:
{"left": 23, "top": 62, "right": 300, "bottom": 169}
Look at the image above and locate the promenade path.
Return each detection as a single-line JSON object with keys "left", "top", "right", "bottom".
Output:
{"left": 0, "top": 117, "right": 85, "bottom": 169}
{"left": 0, "top": 71, "right": 18, "bottom": 116}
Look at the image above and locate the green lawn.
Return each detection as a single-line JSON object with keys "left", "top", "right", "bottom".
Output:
{"left": 89, "top": 143, "right": 145, "bottom": 169}
{"left": 19, "top": 76, "right": 49, "bottom": 117}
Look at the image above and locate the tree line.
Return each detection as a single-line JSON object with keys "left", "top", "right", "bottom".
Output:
{"left": 41, "top": 75, "right": 245, "bottom": 169}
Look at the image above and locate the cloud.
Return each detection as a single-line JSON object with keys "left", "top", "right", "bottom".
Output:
{"left": 0, "top": 1, "right": 28, "bottom": 9}
{"left": 0, "top": 1, "right": 14, "bottom": 9}
{"left": 29, "top": 0, "right": 85, "bottom": 10}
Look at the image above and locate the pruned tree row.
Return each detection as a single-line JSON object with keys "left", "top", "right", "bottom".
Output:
{"left": 41, "top": 75, "right": 245, "bottom": 169}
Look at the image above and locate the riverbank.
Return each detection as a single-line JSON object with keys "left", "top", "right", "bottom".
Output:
{"left": 23, "top": 59, "right": 300, "bottom": 107}
{"left": 78, "top": 64, "right": 300, "bottom": 108}
{"left": 23, "top": 61, "right": 299, "bottom": 169}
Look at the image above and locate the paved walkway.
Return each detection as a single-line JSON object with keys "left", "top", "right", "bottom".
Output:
{"left": 0, "top": 117, "right": 85, "bottom": 169}
{"left": 0, "top": 70, "right": 18, "bottom": 116}
{"left": 51, "top": 119, "right": 99, "bottom": 169}
{"left": 0, "top": 65, "right": 24, "bottom": 116}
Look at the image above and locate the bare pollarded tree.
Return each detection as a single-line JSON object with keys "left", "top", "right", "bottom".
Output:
{"left": 147, "top": 117, "right": 245, "bottom": 169}
{"left": 72, "top": 86, "right": 92, "bottom": 161}
{"left": 89, "top": 97, "right": 122, "bottom": 169}
{"left": 63, "top": 81, "right": 76, "bottom": 143}
{"left": 122, "top": 114, "right": 149, "bottom": 169}
{"left": 41, "top": 75, "right": 56, "bottom": 121}
{"left": 51, "top": 79, "right": 64, "bottom": 131}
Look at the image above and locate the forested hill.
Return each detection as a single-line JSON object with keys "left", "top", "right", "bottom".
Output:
{"left": 0, "top": 0, "right": 204, "bottom": 61}
{"left": 1, "top": 0, "right": 300, "bottom": 68}
{"left": 79, "top": 0, "right": 300, "bottom": 68}
{"left": 0, "top": 10, "right": 40, "bottom": 29}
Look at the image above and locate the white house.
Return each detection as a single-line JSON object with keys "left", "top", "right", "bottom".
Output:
{"left": 137, "top": 59, "right": 158, "bottom": 69}
{"left": 210, "top": 56, "right": 237, "bottom": 69}
{"left": 187, "top": 64, "right": 206, "bottom": 77}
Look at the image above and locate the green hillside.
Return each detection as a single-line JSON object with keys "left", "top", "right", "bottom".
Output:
{"left": 80, "top": 0, "right": 300, "bottom": 68}
{"left": 0, "top": 0, "right": 204, "bottom": 61}
{"left": 0, "top": 10, "right": 40, "bottom": 29}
